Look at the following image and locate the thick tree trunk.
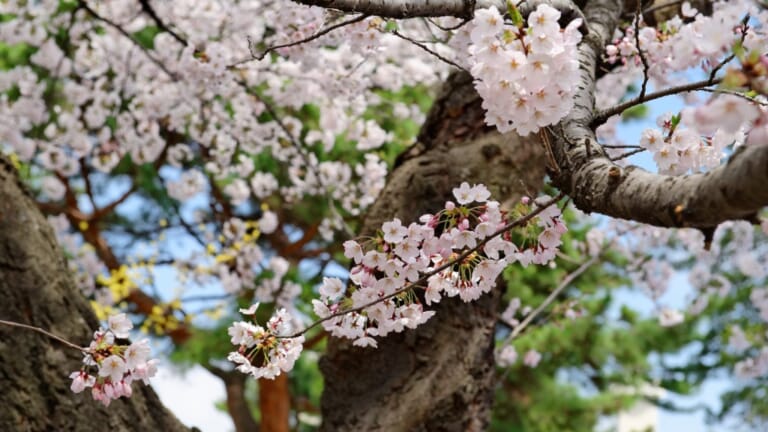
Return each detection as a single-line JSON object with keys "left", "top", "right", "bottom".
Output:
{"left": 319, "top": 72, "right": 547, "bottom": 431}
{"left": 0, "top": 156, "right": 190, "bottom": 432}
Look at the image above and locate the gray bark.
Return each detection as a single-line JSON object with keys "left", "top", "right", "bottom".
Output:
{"left": 319, "top": 72, "right": 546, "bottom": 431}
{"left": 0, "top": 155, "right": 191, "bottom": 432}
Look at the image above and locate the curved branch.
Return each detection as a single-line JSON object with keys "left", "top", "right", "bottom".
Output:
{"left": 549, "top": 0, "right": 768, "bottom": 231}
{"left": 592, "top": 77, "right": 721, "bottom": 126}
{"left": 229, "top": 14, "right": 368, "bottom": 68}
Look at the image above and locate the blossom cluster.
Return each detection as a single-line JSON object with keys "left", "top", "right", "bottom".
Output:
{"left": 467, "top": 5, "right": 583, "bottom": 135}
{"left": 312, "top": 183, "right": 565, "bottom": 349}
{"left": 596, "top": 0, "right": 768, "bottom": 154}
{"left": 636, "top": 113, "right": 732, "bottom": 175}
{"left": 602, "top": 0, "right": 766, "bottom": 87}
{"left": 224, "top": 183, "right": 565, "bottom": 377}
{"left": 227, "top": 304, "right": 304, "bottom": 380}
{"left": 69, "top": 314, "right": 158, "bottom": 406}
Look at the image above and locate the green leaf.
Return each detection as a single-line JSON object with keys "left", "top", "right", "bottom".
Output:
{"left": 621, "top": 104, "right": 649, "bottom": 121}
{"left": 132, "top": 26, "right": 161, "bottom": 50}
{"left": 507, "top": 1, "right": 524, "bottom": 28}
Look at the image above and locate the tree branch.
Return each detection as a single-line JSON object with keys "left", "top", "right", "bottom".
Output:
{"left": 549, "top": 0, "right": 768, "bottom": 231}
{"left": 290, "top": 0, "right": 480, "bottom": 19}
{"left": 592, "top": 77, "right": 721, "bottom": 126}
{"left": 0, "top": 319, "right": 89, "bottom": 353}
{"left": 505, "top": 255, "right": 598, "bottom": 340}
{"left": 229, "top": 14, "right": 368, "bottom": 68}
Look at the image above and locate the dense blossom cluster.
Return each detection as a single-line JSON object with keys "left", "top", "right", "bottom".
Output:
{"left": 467, "top": 5, "right": 583, "bottom": 135}
{"left": 596, "top": 0, "right": 768, "bottom": 165}
{"left": 0, "top": 0, "right": 440, "bottom": 311}
{"left": 313, "top": 183, "right": 565, "bottom": 348}
{"left": 226, "top": 183, "right": 565, "bottom": 376}
{"left": 69, "top": 314, "right": 157, "bottom": 406}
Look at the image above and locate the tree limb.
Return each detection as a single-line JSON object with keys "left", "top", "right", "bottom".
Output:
{"left": 290, "top": 0, "right": 480, "bottom": 18}
{"left": 549, "top": 0, "right": 768, "bottom": 231}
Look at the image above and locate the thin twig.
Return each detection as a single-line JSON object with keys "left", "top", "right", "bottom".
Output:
{"left": 698, "top": 88, "right": 768, "bottom": 106}
{"left": 601, "top": 144, "right": 642, "bottom": 149}
{"left": 0, "top": 319, "right": 89, "bottom": 353}
{"left": 392, "top": 29, "right": 469, "bottom": 72}
{"left": 78, "top": 0, "right": 176, "bottom": 78}
{"left": 180, "top": 293, "right": 234, "bottom": 302}
{"left": 593, "top": 77, "right": 722, "bottom": 126}
{"left": 506, "top": 255, "right": 599, "bottom": 340}
{"left": 138, "top": 0, "right": 188, "bottom": 45}
{"left": 539, "top": 128, "right": 561, "bottom": 174}
{"left": 229, "top": 14, "right": 368, "bottom": 68}
{"left": 708, "top": 16, "right": 749, "bottom": 84}
{"left": 634, "top": 2, "right": 650, "bottom": 100}
{"left": 278, "top": 193, "right": 566, "bottom": 339}
{"left": 92, "top": 185, "right": 137, "bottom": 220}
{"left": 610, "top": 147, "right": 646, "bottom": 161}
{"left": 426, "top": 16, "right": 471, "bottom": 31}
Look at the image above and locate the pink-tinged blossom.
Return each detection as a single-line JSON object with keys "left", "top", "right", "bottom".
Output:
{"left": 658, "top": 308, "right": 684, "bottom": 327}
{"left": 124, "top": 339, "right": 151, "bottom": 370}
{"left": 132, "top": 359, "right": 158, "bottom": 385}
{"left": 523, "top": 350, "right": 542, "bottom": 367}
{"left": 681, "top": 1, "right": 698, "bottom": 17}
{"left": 228, "top": 321, "right": 260, "bottom": 347}
{"left": 227, "top": 310, "right": 305, "bottom": 380}
{"left": 223, "top": 184, "right": 563, "bottom": 378}
{"left": 343, "top": 240, "right": 364, "bottom": 263}
{"left": 451, "top": 228, "right": 477, "bottom": 250}
{"left": 99, "top": 355, "right": 126, "bottom": 383}
{"left": 497, "top": 346, "right": 518, "bottom": 367}
{"left": 258, "top": 211, "right": 279, "bottom": 234}
{"left": 107, "top": 313, "right": 132, "bottom": 339}
{"left": 319, "top": 277, "right": 345, "bottom": 302}
{"left": 391, "top": 241, "right": 417, "bottom": 263}
{"left": 239, "top": 303, "right": 260, "bottom": 315}
{"left": 353, "top": 336, "right": 378, "bottom": 348}
{"left": 382, "top": 218, "right": 408, "bottom": 244}
{"left": 69, "top": 371, "right": 95, "bottom": 393}
{"left": 728, "top": 325, "right": 751, "bottom": 352}
{"left": 469, "top": 5, "right": 582, "bottom": 135}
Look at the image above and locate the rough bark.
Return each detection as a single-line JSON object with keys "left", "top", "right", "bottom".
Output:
{"left": 0, "top": 155, "right": 190, "bottom": 432}
{"left": 318, "top": 72, "right": 546, "bottom": 431}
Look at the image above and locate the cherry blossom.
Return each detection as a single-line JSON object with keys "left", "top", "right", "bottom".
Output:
{"left": 68, "top": 315, "right": 159, "bottom": 406}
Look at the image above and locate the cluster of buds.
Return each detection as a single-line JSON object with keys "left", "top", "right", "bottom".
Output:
{"left": 69, "top": 314, "right": 157, "bottom": 406}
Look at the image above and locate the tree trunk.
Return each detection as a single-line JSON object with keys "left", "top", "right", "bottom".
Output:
{"left": 0, "top": 155, "right": 190, "bottom": 432}
{"left": 319, "top": 72, "right": 547, "bottom": 431}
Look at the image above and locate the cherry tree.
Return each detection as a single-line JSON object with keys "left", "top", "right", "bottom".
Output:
{"left": 0, "top": 0, "right": 767, "bottom": 431}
